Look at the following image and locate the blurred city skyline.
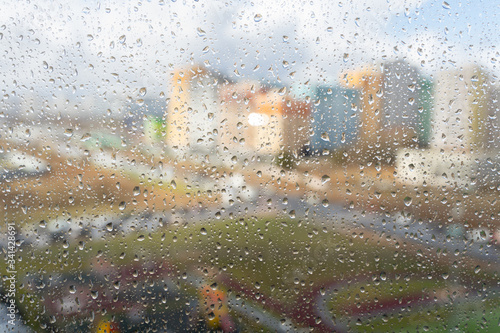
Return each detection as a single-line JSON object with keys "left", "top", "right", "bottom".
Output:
{"left": 0, "top": 0, "right": 498, "bottom": 113}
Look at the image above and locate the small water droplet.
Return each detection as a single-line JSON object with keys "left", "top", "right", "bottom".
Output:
{"left": 133, "top": 186, "right": 140, "bottom": 196}
{"left": 69, "top": 285, "right": 76, "bottom": 294}
{"left": 321, "top": 175, "right": 330, "bottom": 184}
{"left": 90, "top": 290, "right": 98, "bottom": 299}
{"left": 80, "top": 133, "right": 91, "bottom": 142}
{"left": 254, "top": 14, "right": 263, "bottom": 22}
{"left": 200, "top": 227, "right": 207, "bottom": 235}
{"left": 404, "top": 197, "right": 412, "bottom": 206}
{"left": 139, "top": 87, "right": 147, "bottom": 97}
{"left": 137, "top": 235, "right": 145, "bottom": 241}
{"left": 170, "top": 180, "right": 177, "bottom": 189}
{"left": 119, "top": 201, "right": 126, "bottom": 210}
{"left": 442, "top": 1, "right": 450, "bottom": 9}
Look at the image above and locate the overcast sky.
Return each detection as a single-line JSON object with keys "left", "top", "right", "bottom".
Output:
{"left": 0, "top": 0, "right": 498, "bottom": 115}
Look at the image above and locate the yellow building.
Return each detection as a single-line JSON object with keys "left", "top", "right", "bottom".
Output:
{"left": 166, "top": 65, "right": 222, "bottom": 155}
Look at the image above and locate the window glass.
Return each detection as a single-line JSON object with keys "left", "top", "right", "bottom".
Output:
{"left": 1, "top": 1, "right": 499, "bottom": 332}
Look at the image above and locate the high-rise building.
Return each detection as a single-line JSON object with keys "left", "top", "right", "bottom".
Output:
{"left": 310, "top": 85, "right": 360, "bottom": 152}
{"left": 166, "top": 66, "right": 228, "bottom": 156}
{"left": 432, "top": 66, "right": 490, "bottom": 152}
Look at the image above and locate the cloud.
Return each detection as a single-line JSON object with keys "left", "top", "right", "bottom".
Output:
{"left": 0, "top": 0, "right": 497, "bottom": 113}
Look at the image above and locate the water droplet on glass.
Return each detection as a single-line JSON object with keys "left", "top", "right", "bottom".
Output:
{"left": 254, "top": 14, "right": 263, "bottom": 22}
{"left": 200, "top": 227, "right": 207, "bottom": 235}
{"left": 119, "top": 201, "right": 126, "bottom": 210}
{"left": 69, "top": 285, "right": 76, "bottom": 294}
{"left": 139, "top": 87, "right": 147, "bottom": 97}
{"left": 442, "top": 1, "right": 450, "bottom": 9}
{"left": 404, "top": 197, "right": 412, "bottom": 206}
{"left": 321, "top": 175, "right": 330, "bottom": 184}
{"left": 133, "top": 186, "right": 140, "bottom": 196}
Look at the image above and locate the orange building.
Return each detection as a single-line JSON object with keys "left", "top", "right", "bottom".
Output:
{"left": 247, "top": 87, "right": 311, "bottom": 155}
{"left": 341, "top": 66, "right": 383, "bottom": 144}
{"left": 166, "top": 65, "right": 224, "bottom": 156}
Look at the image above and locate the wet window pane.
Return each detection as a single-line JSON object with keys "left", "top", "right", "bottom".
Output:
{"left": 1, "top": 1, "right": 499, "bottom": 332}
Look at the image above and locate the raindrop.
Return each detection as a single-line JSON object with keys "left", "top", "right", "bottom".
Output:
{"left": 139, "top": 87, "right": 147, "bottom": 97}
{"left": 90, "top": 291, "right": 98, "bottom": 299}
{"left": 119, "top": 201, "right": 126, "bottom": 210}
{"left": 39, "top": 220, "right": 46, "bottom": 228}
{"left": 321, "top": 175, "right": 331, "bottom": 184}
{"left": 106, "top": 222, "right": 113, "bottom": 231}
{"left": 69, "top": 285, "right": 76, "bottom": 294}
{"left": 137, "top": 235, "right": 145, "bottom": 241}
{"left": 133, "top": 186, "right": 140, "bottom": 196}
{"left": 403, "top": 197, "right": 412, "bottom": 206}
{"left": 200, "top": 227, "right": 207, "bottom": 235}
{"left": 170, "top": 180, "right": 177, "bottom": 189}
{"left": 64, "top": 129, "right": 74, "bottom": 137}
{"left": 320, "top": 132, "right": 330, "bottom": 142}
{"left": 197, "top": 27, "right": 206, "bottom": 36}
{"left": 254, "top": 14, "right": 263, "bottom": 22}
{"left": 442, "top": 1, "right": 450, "bottom": 9}
{"left": 80, "top": 133, "right": 91, "bottom": 142}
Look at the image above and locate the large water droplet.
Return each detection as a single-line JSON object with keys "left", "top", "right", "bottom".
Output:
{"left": 133, "top": 186, "right": 140, "bottom": 196}
{"left": 69, "top": 285, "right": 76, "bottom": 294}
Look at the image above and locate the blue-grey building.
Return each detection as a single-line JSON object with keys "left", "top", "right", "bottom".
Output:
{"left": 309, "top": 86, "right": 360, "bottom": 152}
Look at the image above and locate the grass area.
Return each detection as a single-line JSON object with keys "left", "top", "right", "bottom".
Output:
{"left": 2, "top": 214, "right": 498, "bottom": 331}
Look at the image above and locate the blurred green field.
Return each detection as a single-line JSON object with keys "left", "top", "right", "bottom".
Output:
{"left": 2, "top": 213, "right": 499, "bottom": 332}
